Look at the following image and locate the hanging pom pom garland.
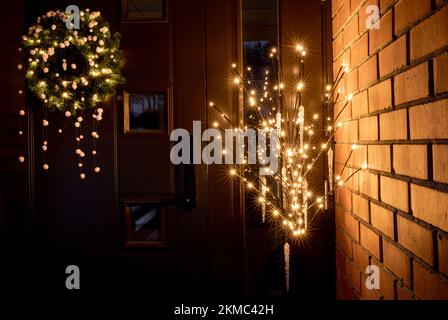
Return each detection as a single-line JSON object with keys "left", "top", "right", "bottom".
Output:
{"left": 18, "top": 9, "right": 124, "bottom": 179}
{"left": 17, "top": 74, "right": 26, "bottom": 164}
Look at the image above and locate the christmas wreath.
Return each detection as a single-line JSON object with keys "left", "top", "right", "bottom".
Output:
{"left": 21, "top": 9, "right": 124, "bottom": 113}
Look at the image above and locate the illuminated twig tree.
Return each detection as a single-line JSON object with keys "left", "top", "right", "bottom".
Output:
{"left": 209, "top": 43, "right": 365, "bottom": 238}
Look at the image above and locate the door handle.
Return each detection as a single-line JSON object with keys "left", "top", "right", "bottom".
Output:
{"left": 179, "top": 162, "right": 196, "bottom": 211}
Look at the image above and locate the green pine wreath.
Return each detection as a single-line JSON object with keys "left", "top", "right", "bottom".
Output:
{"left": 22, "top": 9, "right": 125, "bottom": 113}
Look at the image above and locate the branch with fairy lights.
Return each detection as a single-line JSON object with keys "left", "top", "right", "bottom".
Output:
{"left": 17, "top": 9, "right": 124, "bottom": 179}
{"left": 208, "top": 44, "right": 366, "bottom": 238}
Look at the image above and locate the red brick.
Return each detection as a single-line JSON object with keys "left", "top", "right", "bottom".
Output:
{"left": 335, "top": 143, "right": 351, "bottom": 165}
{"left": 351, "top": 33, "right": 368, "bottom": 67}
{"left": 413, "top": 261, "right": 448, "bottom": 300}
{"left": 433, "top": 144, "right": 448, "bottom": 184}
{"left": 336, "top": 247, "right": 347, "bottom": 273}
{"left": 360, "top": 284, "right": 382, "bottom": 300}
{"left": 394, "top": 62, "right": 429, "bottom": 106}
{"left": 359, "top": 116, "right": 378, "bottom": 141}
{"left": 378, "top": 265, "right": 396, "bottom": 300}
{"left": 336, "top": 268, "right": 359, "bottom": 299}
{"left": 333, "top": 0, "right": 346, "bottom": 17}
{"left": 379, "top": 109, "right": 407, "bottom": 141}
{"left": 344, "top": 15, "right": 360, "bottom": 48}
{"left": 368, "top": 79, "right": 392, "bottom": 112}
{"left": 351, "top": 0, "right": 364, "bottom": 14}
{"left": 359, "top": 0, "right": 379, "bottom": 34}
{"left": 369, "top": 11, "right": 392, "bottom": 54}
{"left": 434, "top": 53, "right": 448, "bottom": 94}
{"left": 359, "top": 171, "right": 379, "bottom": 199}
{"left": 383, "top": 238, "right": 411, "bottom": 285}
{"left": 397, "top": 215, "right": 434, "bottom": 265}
{"left": 353, "top": 144, "right": 367, "bottom": 167}
{"left": 337, "top": 226, "right": 354, "bottom": 258}
{"left": 397, "top": 285, "right": 415, "bottom": 300}
{"left": 409, "top": 99, "right": 448, "bottom": 140}
{"left": 336, "top": 206, "right": 360, "bottom": 240}
{"left": 333, "top": 0, "right": 352, "bottom": 37}
{"left": 335, "top": 77, "right": 346, "bottom": 97}
{"left": 334, "top": 51, "right": 351, "bottom": 81}
{"left": 380, "top": 176, "right": 409, "bottom": 212}
{"left": 439, "top": 233, "right": 448, "bottom": 276}
{"left": 333, "top": 32, "right": 344, "bottom": 58}
{"left": 336, "top": 187, "right": 352, "bottom": 211}
{"left": 352, "top": 90, "right": 368, "bottom": 117}
{"left": 358, "top": 55, "right": 378, "bottom": 90}
{"left": 380, "top": 0, "right": 393, "bottom": 11}
{"left": 360, "top": 223, "right": 381, "bottom": 258}
{"left": 395, "top": 0, "right": 431, "bottom": 35}
{"left": 345, "top": 68, "right": 359, "bottom": 93}
{"left": 336, "top": 120, "right": 359, "bottom": 142}
{"left": 336, "top": 164, "right": 360, "bottom": 191}
{"left": 335, "top": 100, "right": 352, "bottom": 121}
{"left": 350, "top": 167, "right": 360, "bottom": 191}
{"left": 352, "top": 193, "right": 370, "bottom": 222}
{"left": 346, "top": 259, "right": 362, "bottom": 293}
{"left": 393, "top": 144, "right": 428, "bottom": 180}
{"left": 379, "top": 36, "right": 407, "bottom": 77}
{"left": 411, "top": 184, "right": 448, "bottom": 232}
{"left": 410, "top": 6, "right": 448, "bottom": 61}
{"left": 371, "top": 202, "right": 394, "bottom": 238}
{"left": 368, "top": 144, "right": 391, "bottom": 172}
{"left": 353, "top": 241, "right": 371, "bottom": 271}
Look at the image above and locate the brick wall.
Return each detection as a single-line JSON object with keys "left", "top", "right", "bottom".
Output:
{"left": 332, "top": 0, "right": 448, "bottom": 299}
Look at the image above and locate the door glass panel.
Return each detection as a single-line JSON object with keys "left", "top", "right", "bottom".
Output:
{"left": 124, "top": 205, "right": 167, "bottom": 246}
{"left": 124, "top": 92, "right": 167, "bottom": 132}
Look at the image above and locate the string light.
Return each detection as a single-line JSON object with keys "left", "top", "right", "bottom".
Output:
{"left": 17, "top": 9, "right": 125, "bottom": 179}
{"left": 207, "top": 39, "right": 360, "bottom": 239}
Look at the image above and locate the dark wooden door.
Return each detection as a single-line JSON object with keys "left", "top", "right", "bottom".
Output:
{"left": 114, "top": 0, "right": 212, "bottom": 298}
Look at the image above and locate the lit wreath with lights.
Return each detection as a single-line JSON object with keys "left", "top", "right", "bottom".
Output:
{"left": 22, "top": 9, "right": 124, "bottom": 113}
{"left": 17, "top": 9, "right": 124, "bottom": 178}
